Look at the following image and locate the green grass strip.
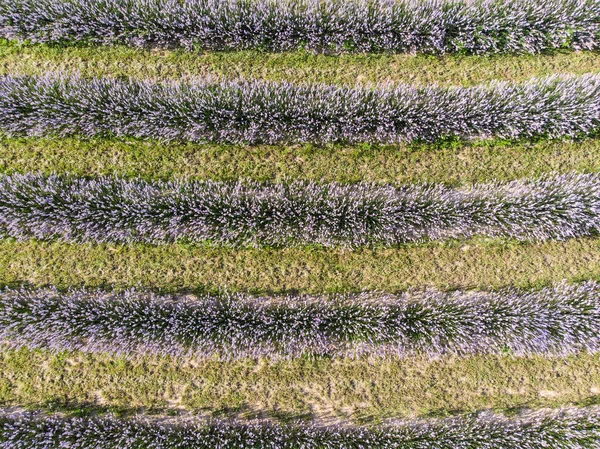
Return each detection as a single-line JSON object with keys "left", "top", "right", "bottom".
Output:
{"left": 2, "top": 238, "right": 600, "bottom": 294}
{"left": 1, "top": 41, "right": 600, "bottom": 87}
{"left": 3, "top": 137, "right": 600, "bottom": 186}
{"left": 2, "top": 347, "right": 600, "bottom": 423}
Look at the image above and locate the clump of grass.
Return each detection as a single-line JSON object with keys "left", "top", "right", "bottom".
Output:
{"left": 2, "top": 282, "right": 600, "bottom": 359}
{"left": 1, "top": 407, "right": 599, "bottom": 448}
{"left": 1, "top": 74, "right": 600, "bottom": 144}
{"left": 2, "top": 172, "right": 600, "bottom": 247}
{"left": 1, "top": 0, "right": 599, "bottom": 54}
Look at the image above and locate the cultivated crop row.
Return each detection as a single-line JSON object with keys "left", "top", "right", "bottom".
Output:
{"left": 1, "top": 407, "right": 599, "bottom": 448}
{"left": 1, "top": 0, "right": 599, "bottom": 54}
{"left": 2, "top": 172, "right": 600, "bottom": 246}
{"left": 1, "top": 74, "right": 600, "bottom": 144}
{"left": 3, "top": 282, "right": 600, "bottom": 358}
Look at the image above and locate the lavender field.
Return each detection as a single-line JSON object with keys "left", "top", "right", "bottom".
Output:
{"left": 1, "top": 0, "right": 600, "bottom": 447}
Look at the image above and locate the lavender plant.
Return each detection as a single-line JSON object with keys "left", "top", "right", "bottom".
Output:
{"left": 1, "top": 74, "right": 600, "bottom": 144}
{"left": 1, "top": 407, "right": 600, "bottom": 448}
{"left": 3, "top": 282, "right": 600, "bottom": 358}
{"left": 1, "top": 0, "right": 599, "bottom": 54}
{"left": 2, "top": 172, "right": 600, "bottom": 246}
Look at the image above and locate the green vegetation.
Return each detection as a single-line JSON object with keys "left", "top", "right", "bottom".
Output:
{"left": 3, "top": 137, "right": 600, "bottom": 186}
{"left": 2, "top": 238, "right": 600, "bottom": 294}
{"left": 2, "top": 347, "right": 600, "bottom": 424}
{"left": 2, "top": 41, "right": 599, "bottom": 87}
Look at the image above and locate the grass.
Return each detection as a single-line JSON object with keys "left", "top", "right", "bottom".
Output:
{"left": 1, "top": 41, "right": 599, "bottom": 87}
{"left": 2, "top": 347, "right": 600, "bottom": 424}
{"left": 2, "top": 238, "right": 600, "bottom": 294}
{"left": 3, "top": 137, "right": 600, "bottom": 186}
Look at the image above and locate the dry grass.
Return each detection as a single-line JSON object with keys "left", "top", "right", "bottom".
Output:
{"left": 1, "top": 41, "right": 599, "bottom": 87}
{"left": 1, "top": 347, "right": 600, "bottom": 424}
{"left": 2, "top": 137, "right": 600, "bottom": 186}
{"left": 1, "top": 238, "right": 600, "bottom": 294}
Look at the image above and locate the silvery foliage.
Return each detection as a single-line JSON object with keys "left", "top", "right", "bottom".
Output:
{"left": 0, "top": 0, "right": 599, "bottom": 54}
{"left": 1, "top": 74, "right": 600, "bottom": 144}
{"left": 2, "top": 172, "right": 600, "bottom": 246}
{"left": 3, "top": 282, "right": 600, "bottom": 359}
{"left": 1, "top": 407, "right": 600, "bottom": 448}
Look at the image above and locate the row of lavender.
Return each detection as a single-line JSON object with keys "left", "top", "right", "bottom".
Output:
{"left": 1, "top": 407, "right": 599, "bottom": 449}
{"left": 2, "top": 172, "right": 600, "bottom": 246}
{"left": 3, "top": 282, "right": 600, "bottom": 359}
{"left": 1, "top": 0, "right": 599, "bottom": 54}
{"left": 1, "top": 74, "right": 600, "bottom": 144}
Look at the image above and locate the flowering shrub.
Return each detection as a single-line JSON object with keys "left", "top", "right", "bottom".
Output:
{"left": 1, "top": 0, "right": 599, "bottom": 54}
{"left": 1, "top": 407, "right": 599, "bottom": 448}
{"left": 1, "top": 172, "right": 600, "bottom": 246}
{"left": 1, "top": 74, "right": 599, "bottom": 144}
{"left": 2, "top": 282, "right": 600, "bottom": 358}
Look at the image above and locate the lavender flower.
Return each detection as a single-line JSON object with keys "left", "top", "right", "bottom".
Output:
{"left": 1, "top": 74, "right": 599, "bottom": 144}
{"left": 1, "top": 172, "right": 600, "bottom": 246}
{"left": 2, "top": 282, "right": 600, "bottom": 359}
{"left": 1, "top": 0, "right": 599, "bottom": 54}
{"left": 1, "top": 407, "right": 599, "bottom": 448}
